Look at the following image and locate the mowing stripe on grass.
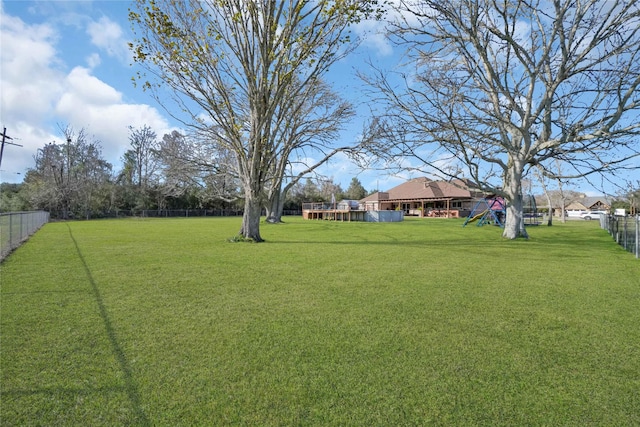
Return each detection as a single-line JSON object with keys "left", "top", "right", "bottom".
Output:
{"left": 1, "top": 217, "right": 638, "bottom": 425}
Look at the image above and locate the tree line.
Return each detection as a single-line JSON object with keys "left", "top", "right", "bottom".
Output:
{"left": 3, "top": 121, "right": 637, "bottom": 218}
{"left": 0, "top": 125, "right": 372, "bottom": 219}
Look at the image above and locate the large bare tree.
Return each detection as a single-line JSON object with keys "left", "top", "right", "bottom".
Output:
{"left": 119, "top": 125, "right": 160, "bottom": 209}
{"left": 24, "top": 126, "right": 112, "bottom": 219}
{"left": 157, "top": 130, "right": 242, "bottom": 207}
{"left": 127, "top": 125, "right": 159, "bottom": 191}
{"left": 129, "top": 0, "right": 380, "bottom": 241}
{"left": 263, "top": 78, "right": 355, "bottom": 223}
{"left": 365, "top": 0, "right": 640, "bottom": 239}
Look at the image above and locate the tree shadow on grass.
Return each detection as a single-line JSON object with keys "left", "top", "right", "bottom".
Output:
{"left": 66, "top": 224, "right": 151, "bottom": 426}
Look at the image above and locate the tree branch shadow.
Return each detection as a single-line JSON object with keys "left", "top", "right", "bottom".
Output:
{"left": 66, "top": 224, "right": 150, "bottom": 426}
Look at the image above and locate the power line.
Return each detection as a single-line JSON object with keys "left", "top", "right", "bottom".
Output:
{"left": 0, "top": 127, "right": 23, "bottom": 169}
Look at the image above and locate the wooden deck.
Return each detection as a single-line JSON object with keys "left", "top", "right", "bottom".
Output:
{"left": 302, "top": 209, "right": 367, "bottom": 221}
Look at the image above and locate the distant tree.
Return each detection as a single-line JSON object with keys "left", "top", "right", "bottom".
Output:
{"left": 623, "top": 181, "right": 640, "bottom": 215}
{"left": 155, "top": 131, "right": 197, "bottom": 204}
{"left": 533, "top": 168, "right": 555, "bottom": 226}
{"left": 156, "top": 131, "right": 242, "bottom": 209}
{"left": 365, "top": 0, "right": 640, "bottom": 239}
{"left": 24, "top": 126, "right": 112, "bottom": 218}
{"left": 299, "top": 178, "right": 322, "bottom": 202}
{"left": 319, "top": 178, "right": 343, "bottom": 203}
{"left": 0, "top": 183, "right": 29, "bottom": 212}
{"left": 131, "top": 125, "right": 158, "bottom": 188}
{"left": 130, "top": 0, "right": 382, "bottom": 241}
{"left": 119, "top": 125, "right": 160, "bottom": 209}
{"left": 534, "top": 159, "right": 580, "bottom": 224}
{"left": 344, "top": 177, "right": 367, "bottom": 200}
{"left": 282, "top": 181, "right": 305, "bottom": 212}
{"left": 116, "top": 150, "right": 138, "bottom": 209}
{"left": 610, "top": 197, "right": 629, "bottom": 213}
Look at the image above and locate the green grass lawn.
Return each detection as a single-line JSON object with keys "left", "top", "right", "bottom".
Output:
{"left": 1, "top": 217, "right": 639, "bottom": 426}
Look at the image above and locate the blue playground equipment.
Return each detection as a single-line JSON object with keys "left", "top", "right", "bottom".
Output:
{"left": 463, "top": 195, "right": 538, "bottom": 227}
{"left": 463, "top": 196, "right": 506, "bottom": 227}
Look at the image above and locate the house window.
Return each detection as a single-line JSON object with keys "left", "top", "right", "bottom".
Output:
{"left": 452, "top": 201, "right": 462, "bottom": 208}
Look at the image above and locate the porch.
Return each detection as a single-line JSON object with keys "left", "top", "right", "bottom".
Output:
{"left": 380, "top": 198, "right": 463, "bottom": 218}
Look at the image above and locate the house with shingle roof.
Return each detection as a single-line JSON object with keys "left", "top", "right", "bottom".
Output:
{"left": 565, "top": 196, "right": 613, "bottom": 217}
{"left": 360, "top": 177, "right": 485, "bottom": 218}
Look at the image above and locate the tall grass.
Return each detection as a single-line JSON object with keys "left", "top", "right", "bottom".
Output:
{"left": 1, "top": 217, "right": 639, "bottom": 425}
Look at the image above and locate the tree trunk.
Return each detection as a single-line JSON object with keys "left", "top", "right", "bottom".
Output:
{"left": 502, "top": 158, "right": 529, "bottom": 239}
{"left": 545, "top": 193, "right": 553, "bottom": 226}
{"left": 558, "top": 180, "right": 567, "bottom": 223}
{"left": 240, "top": 190, "right": 263, "bottom": 242}
{"left": 265, "top": 180, "right": 298, "bottom": 224}
{"left": 265, "top": 189, "right": 285, "bottom": 224}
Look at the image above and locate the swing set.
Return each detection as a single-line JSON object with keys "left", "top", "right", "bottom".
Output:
{"left": 463, "top": 195, "right": 538, "bottom": 228}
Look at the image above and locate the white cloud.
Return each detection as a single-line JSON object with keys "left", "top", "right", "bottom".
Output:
{"left": 59, "top": 66, "right": 123, "bottom": 106}
{"left": 0, "top": 9, "right": 173, "bottom": 182}
{"left": 350, "top": 0, "right": 430, "bottom": 62}
{"left": 0, "top": 122, "right": 58, "bottom": 178}
{"left": 0, "top": 10, "right": 64, "bottom": 179}
{"left": 86, "top": 52, "right": 101, "bottom": 69}
{"left": 54, "top": 66, "right": 171, "bottom": 164}
{"left": 86, "top": 16, "right": 132, "bottom": 64}
{"left": 353, "top": 19, "right": 393, "bottom": 57}
{"left": 0, "top": 13, "right": 63, "bottom": 124}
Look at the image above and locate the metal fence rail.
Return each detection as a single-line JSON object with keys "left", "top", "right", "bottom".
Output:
{"left": 0, "top": 211, "right": 50, "bottom": 261}
{"left": 601, "top": 215, "right": 639, "bottom": 259}
{"left": 46, "top": 209, "right": 303, "bottom": 219}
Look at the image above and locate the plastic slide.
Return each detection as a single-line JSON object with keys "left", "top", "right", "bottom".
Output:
{"left": 467, "top": 210, "right": 488, "bottom": 223}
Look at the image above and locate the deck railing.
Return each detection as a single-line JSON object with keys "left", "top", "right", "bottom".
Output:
{"left": 302, "top": 202, "right": 342, "bottom": 211}
{"left": 0, "top": 211, "right": 50, "bottom": 261}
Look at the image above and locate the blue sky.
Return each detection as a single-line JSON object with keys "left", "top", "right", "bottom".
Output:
{"left": 0, "top": 0, "right": 635, "bottom": 196}
{"left": 0, "top": 0, "right": 408, "bottom": 193}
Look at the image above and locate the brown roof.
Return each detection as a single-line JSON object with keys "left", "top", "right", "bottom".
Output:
{"left": 566, "top": 196, "right": 612, "bottom": 210}
{"left": 360, "top": 191, "right": 388, "bottom": 202}
{"left": 362, "top": 177, "right": 479, "bottom": 202}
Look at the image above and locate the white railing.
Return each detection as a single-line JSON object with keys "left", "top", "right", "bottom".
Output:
{"left": 0, "top": 211, "right": 50, "bottom": 261}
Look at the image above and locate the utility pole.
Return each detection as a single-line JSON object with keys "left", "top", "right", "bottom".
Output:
{"left": 0, "top": 127, "right": 22, "bottom": 169}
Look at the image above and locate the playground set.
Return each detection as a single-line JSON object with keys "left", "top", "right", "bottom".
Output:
{"left": 463, "top": 195, "right": 538, "bottom": 227}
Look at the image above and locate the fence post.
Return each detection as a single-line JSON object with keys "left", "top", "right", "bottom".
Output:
{"left": 9, "top": 213, "right": 13, "bottom": 249}
{"left": 636, "top": 215, "right": 640, "bottom": 259}
{"left": 622, "top": 218, "right": 629, "bottom": 250}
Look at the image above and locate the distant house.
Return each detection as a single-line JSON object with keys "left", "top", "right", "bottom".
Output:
{"left": 565, "top": 196, "right": 612, "bottom": 217}
{"left": 359, "top": 177, "right": 484, "bottom": 218}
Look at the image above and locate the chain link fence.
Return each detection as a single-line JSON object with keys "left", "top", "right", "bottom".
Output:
{"left": 46, "top": 209, "right": 302, "bottom": 219}
{"left": 600, "top": 214, "right": 639, "bottom": 259}
{"left": 1, "top": 211, "right": 50, "bottom": 261}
